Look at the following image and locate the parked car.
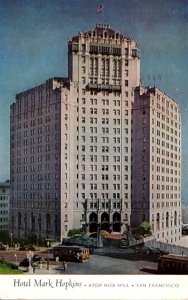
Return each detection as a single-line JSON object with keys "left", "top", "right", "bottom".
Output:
{"left": 145, "top": 246, "right": 169, "bottom": 255}
{"left": 19, "top": 255, "right": 45, "bottom": 267}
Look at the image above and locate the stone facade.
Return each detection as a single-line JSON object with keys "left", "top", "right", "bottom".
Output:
{"left": 131, "top": 85, "right": 181, "bottom": 244}
{"left": 182, "top": 206, "right": 188, "bottom": 224}
{"left": 10, "top": 24, "right": 181, "bottom": 244}
{"left": 0, "top": 181, "right": 10, "bottom": 230}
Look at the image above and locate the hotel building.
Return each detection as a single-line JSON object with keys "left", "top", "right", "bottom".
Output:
{"left": 10, "top": 24, "right": 140, "bottom": 240}
{"left": 10, "top": 24, "right": 181, "bottom": 244}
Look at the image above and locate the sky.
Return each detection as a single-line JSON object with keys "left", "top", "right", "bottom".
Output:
{"left": 0, "top": 0, "right": 188, "bottom": 203}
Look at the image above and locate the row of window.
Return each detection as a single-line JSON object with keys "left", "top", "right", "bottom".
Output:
{"left": 0, "top": 211, "right": 8, "bottom": 215}
{"left": 151, "top": 165, "right": 180, "bottom": 175}
{"left": 14, "top": 104, "right": 59, "bottom": 121}
{"left": 79, "top": 193, "right": 128, "bottom": 199}
{"left": 0, "top": 196, "right": 9, "bottom": 200}
{"left": 0, "top": 218, "right": 8, "bottom": 222}
{"left": 81, "top": 127, "right": 123, "bottom": 134}
{"left": 80, "top": 136, "right": 128, "bottom": 144}
{"left": 151, "top": 138, "right": 180, "bottom": 151}
{"left": 154, "top": 148, "right": 180, "bottom": 159}
{"left": 80, "top": 183, "right": 125, "bottom": 190}
{"left": 80, "top": 165, "right": 128, "bottom": 172}
{"left": 89, "top": 202, "right": 121, "bottom": 209}
{"left": 0, "top": 203, "right": 8, "bottom": 207}
{"left": 141, "top": 115, "right": 180, "bottom": 130}
{"left": 88, "top": 90, "right": 121, "bottom": 97}
{"left": 152, "top": 157, "right": 180, "bottom": 167}
{"left": 152, "top": 201, "right": 180, "bottom": 209}
{"left": 0, "top": 224, "right": 8, "bottom": 229}
{"left": 13, "top": 143, "right": 59, "bottom": 153}
{"left": 153, "top": 176, "right": 180, "bottom": 183}
{"left": 152, "top": 193, "right": 180, "bottom": 200}
{"left": 151, "top": 117, "right": 180, "bottom": 129}
{"left": 11, "top": 200, "right": 59, "bottom": 209}
{"left": 80, "top": 146, "right": 128, "bottom": 154}
{"left": 89, "top": 98, "right": 124, "bottom": 106}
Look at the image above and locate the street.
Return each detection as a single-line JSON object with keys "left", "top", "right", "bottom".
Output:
{"left": 0, "top": 247, "right": 158, "bottom": 275}
{"left": 31, "top": 252, "right": 158, "bottom": 275}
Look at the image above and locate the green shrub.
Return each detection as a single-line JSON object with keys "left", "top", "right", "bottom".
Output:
{"left": 132, "top": 221, "right": 151, "bottom": 236}
{"left": 67, "top": 228, "right": 85, "bottom": 237}
{"left": 0, "top": 260, "right": 23, "bottom": 274}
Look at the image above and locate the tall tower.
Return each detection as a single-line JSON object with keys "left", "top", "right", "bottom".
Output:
{"left": 10, "top": 24, "right": 141, "bottom": 240}
{"left": 67, "top": 24, "right": 140, "bottom": 234}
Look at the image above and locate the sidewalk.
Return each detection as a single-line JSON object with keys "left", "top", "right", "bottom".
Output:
{"left": 25, "top": 263, "right": 64, "bottom": 275}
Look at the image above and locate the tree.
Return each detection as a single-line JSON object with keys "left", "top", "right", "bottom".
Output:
{"left": 138, "top": 221, "right": 151, "bottom": 235}
{"left": 132, "top": 221, "right": 151, "bottom": 236}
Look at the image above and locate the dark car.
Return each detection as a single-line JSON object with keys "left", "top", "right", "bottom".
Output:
{"left": 19, "top": 255, "right": 45, "bottom": 267}
{"left": 145, "top": 246, "right": 169, "bottom": 255}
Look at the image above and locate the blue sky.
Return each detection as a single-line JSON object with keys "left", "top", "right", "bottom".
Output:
{"left": 0, "top": 0, "right": 188, "bottom": 202}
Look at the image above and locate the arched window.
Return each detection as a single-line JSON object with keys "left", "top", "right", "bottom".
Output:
{"left": 112, "top": 212, "right": 121, "bottom": 232}
{"left": 89, "top": 212, "right": 98, "bottom": 233}
{"left": 90, "top": 212, "right": 98, "bottom": 223}
{"left": 101, "top": 212, "right": 110, "bottom": 231}
{"left": 101, "top": 212, "right": 109, "bottom": 223}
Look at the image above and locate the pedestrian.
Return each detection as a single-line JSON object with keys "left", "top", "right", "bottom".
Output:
{"left": 56, "top": 256, "right": 59, "bottom": 264}
{"left": 62, "top": 261, "right": 67, "bottom": 271}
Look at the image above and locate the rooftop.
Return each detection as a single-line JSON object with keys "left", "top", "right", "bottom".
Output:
{"left": 71, "top": 24, "right": 134, "bottom": 43}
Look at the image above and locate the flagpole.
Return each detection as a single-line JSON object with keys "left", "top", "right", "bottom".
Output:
{"left": 96, "top": 2, "right": 104, "bottom": 23}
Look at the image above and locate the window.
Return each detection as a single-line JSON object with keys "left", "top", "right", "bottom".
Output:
{"left": 125, "top": 80, "right": 128, "bottom": 87}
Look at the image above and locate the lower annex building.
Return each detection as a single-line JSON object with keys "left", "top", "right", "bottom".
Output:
{"left": 10, "top": 76, "right": 132, "bottom": 241}
{"left": 131, "top": 86, "right": 181, "bottom": 244}
{"left": 0, "top": 181, "right": 10, "bottom": 231}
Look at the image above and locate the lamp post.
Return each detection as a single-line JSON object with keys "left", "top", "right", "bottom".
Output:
{"left": 14, "top": 253, "right": 17, "bottom": 264}
{"left": 27, "top": 251, "right": 33, "bottom": 274}
{"left": 47, "top": 241, "right": 50, "bottom": 270}
{"left": 97, "top": 223, "right": 103, "bottom": 248}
